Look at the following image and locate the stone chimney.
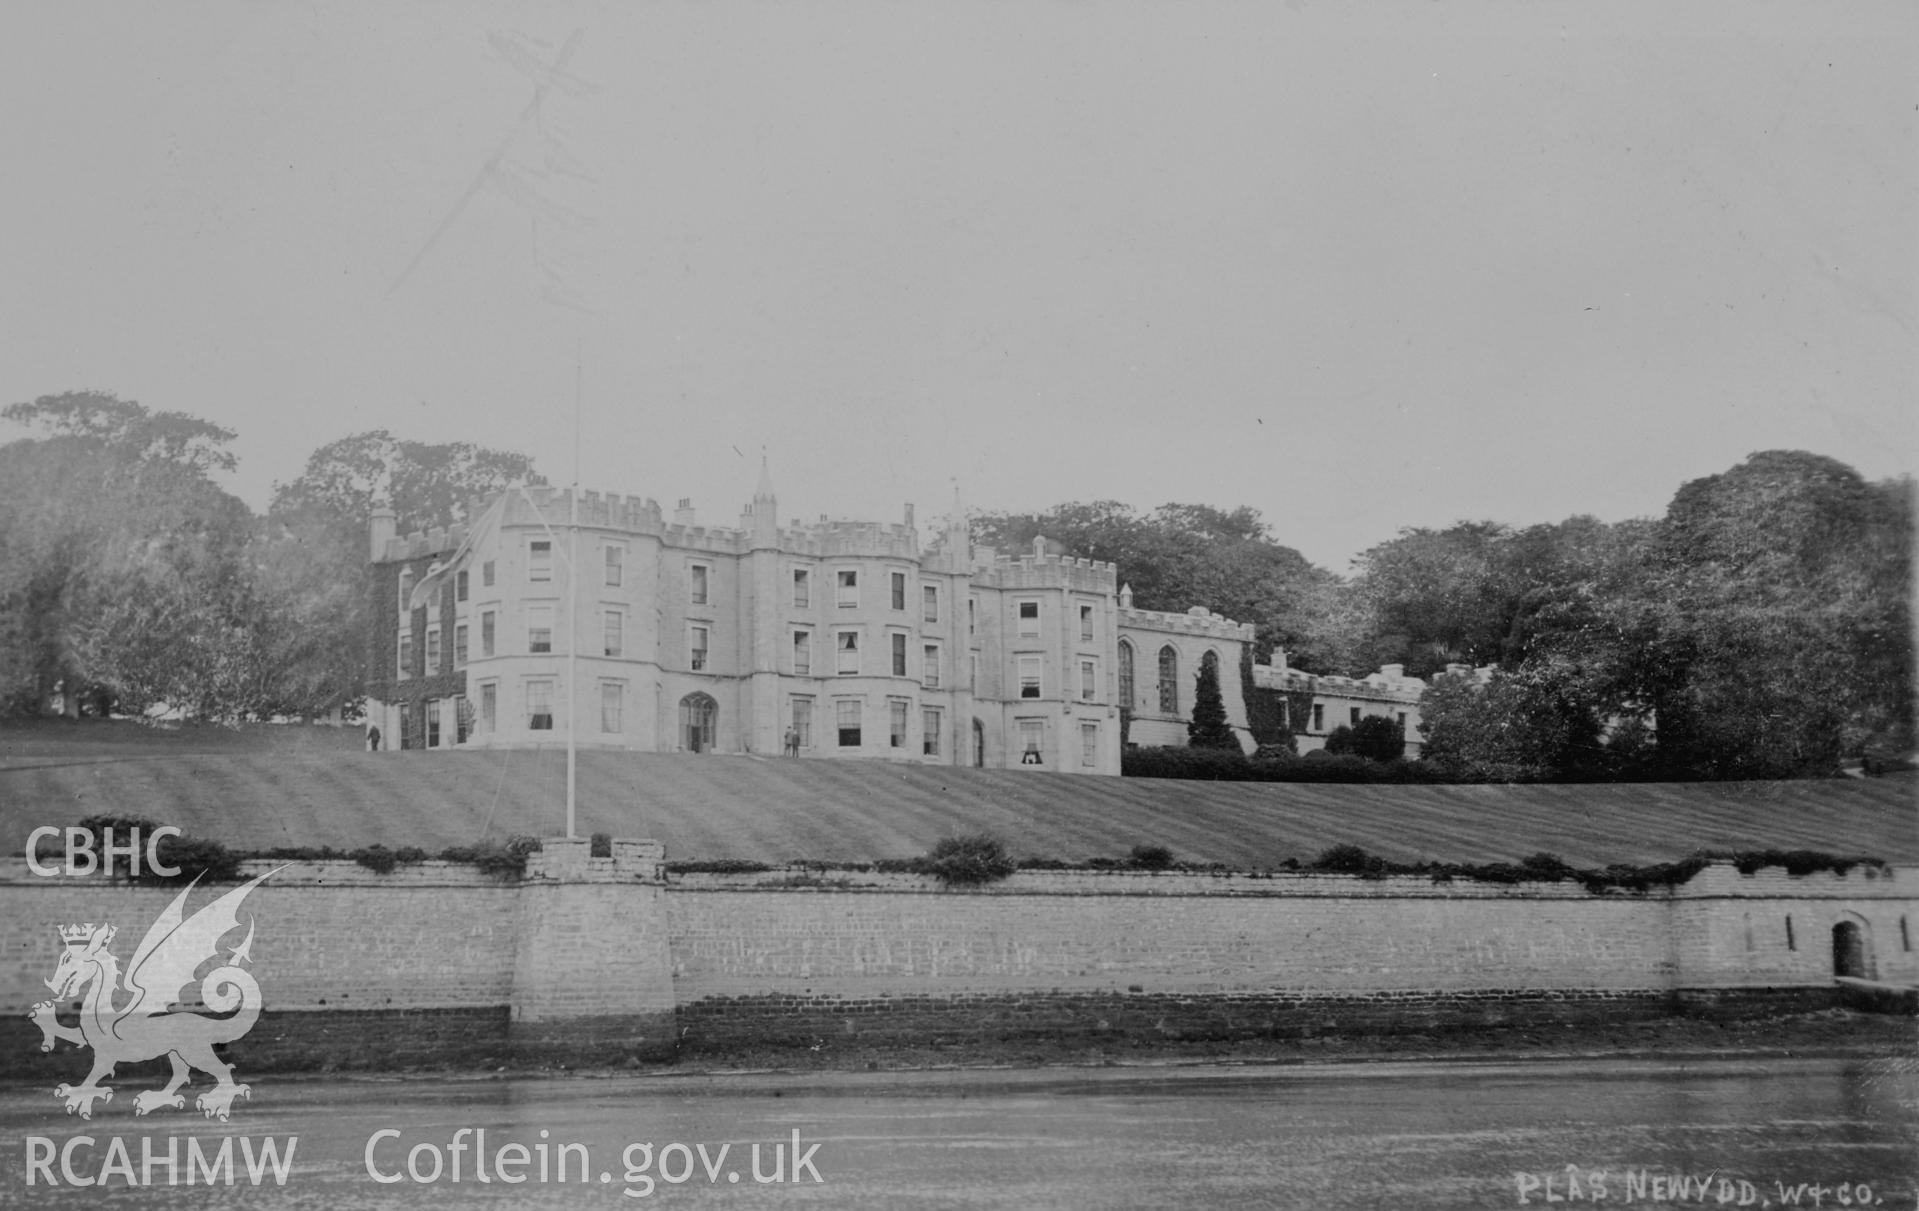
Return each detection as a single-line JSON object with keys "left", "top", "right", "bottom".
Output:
{"left": 1381, "top": 663, "right": 1405, "bottom": 681}
{"left": 675, "top": 497, "right": 696, "bottom": 527}
{"left": 904, "top": 502, "right": 915, "bottom": 529}
{"left": 370, "top": 505, "right": 396, "bottom": 561}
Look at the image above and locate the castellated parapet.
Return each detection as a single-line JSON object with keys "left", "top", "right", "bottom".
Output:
{"left": 971, "top": 549, "right": 1118, "bottom": 594}
{"left": 1249, "top": 656, "right": 1429, "bottom": 756}
{"left": 378, "top": 525, "right": 466, "bottom": 563}
{"left": 1119, "top": 603, "right": 1256, "bottom": 644}
{"left": 451, "top": 487, "right": 931, "bottom": 559}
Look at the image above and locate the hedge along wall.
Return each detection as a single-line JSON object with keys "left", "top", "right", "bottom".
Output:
{"left": 663, "top": 867, "right": 1917, "bottom": 1047}
{"left": 0, "top": 854, "right": 1911, "bottom": 1063}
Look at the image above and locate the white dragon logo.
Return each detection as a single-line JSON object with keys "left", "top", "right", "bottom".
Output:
{"left": 27, "top": 869, "right": 278, "bottom": 1121}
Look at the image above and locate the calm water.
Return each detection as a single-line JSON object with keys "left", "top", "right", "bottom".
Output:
{"left": 0, "top": 1057, "right": 1913, "bottom": 1209}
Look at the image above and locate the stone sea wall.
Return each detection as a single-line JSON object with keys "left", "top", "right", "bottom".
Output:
{"left": 0, "top": 846, "right": 1909, "bottom": 1067}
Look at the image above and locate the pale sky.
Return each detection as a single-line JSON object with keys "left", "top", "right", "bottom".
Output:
{"left": 3, "top": 1, "right": 1912, "bottom": 569}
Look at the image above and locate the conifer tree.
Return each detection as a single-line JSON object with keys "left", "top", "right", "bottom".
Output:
{"left": 1187, "top": 654, "right": 1240, "bottom": 750}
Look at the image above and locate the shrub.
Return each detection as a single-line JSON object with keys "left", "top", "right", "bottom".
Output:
{"left": 352, "top": 845, "right": 398, "bottom": 875}
{"left": 438, "top": 834, "right": 542, "bottom": 877}
{"left": 1719, "top": 849, "right": 1869, "bottom": 878}
{"left": 1309, "top": 844, "right": 1391, "bottom": 878}
{"left": 1586, "top": 856, "right": 1711, "bottom": 894}
{"left": 1122, "top": 745, "right": 1256, "bottom": 780}
{"left": 1122, "top": 744, "right": 1453, "bottom": 784}
{"left": 1518, "top": 852, "right": 1576, "bottom": 881}
{"left": 259, "top": 845, "right": 349, "bottom": 862}
{"left": 1128, "top": 844, "right": 1175, "bottom": 871}
{"left": 1863, "top": 751, "right": 1919, "bottom": 777}
{"left": 143, "top": 834, "right": 243, "bottom": 884}
{"left": 63, "top": 814, "right": 160, "bottom": 872}
{"left": 1016, "top": 856, "right": 1074, "bottom": 871}
{"left": 922, "top": 834, "right": 1017, "bottom": 886}
{"left": 1350, "top": 715, "right": 1407, "bottom": 762}
{"left": 73, "top": 814, "right": 242, "bottom": 884}
{"left": 665, "top": 858, "right": 774, "bottom": 875}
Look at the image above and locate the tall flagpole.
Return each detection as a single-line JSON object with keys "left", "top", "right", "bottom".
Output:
{"left": 566, "top": 343, "right": 581, "bottom": 839}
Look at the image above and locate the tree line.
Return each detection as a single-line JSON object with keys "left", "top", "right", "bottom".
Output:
{"left": 3, "top": 390, "right": 1910, "bottom": 780}
{"left": 0, "top": 392, "right": 532, "bottom": 722}
{"left": 974, "top": 450, "right": 1913, "bottom": 780}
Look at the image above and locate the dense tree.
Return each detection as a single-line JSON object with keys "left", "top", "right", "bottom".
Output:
{"left": 972, "top": 501, "right": 1341, "bottom": 667}
{"left": 268, "top": 429, "right": 536, "bottom": 536}
{"left": 0, "top": 393, "right": 260, "bottom": 719}
{"left": 1636, "top": 451, "right": 1911, "bottom": 777}
{"left": 1411, "top": 452, "right": 1915, "bottom": 783}
{"left": 260, "top": 430, "right": 537, "bottom": 716}
{"left": 1344, "top": 515, "right": 1655, "bottom": 680}
{"left": 1417, "top": 660, "right": 1606, "bottom": 782}
{"left": 981, "top": 457, "right": 1909, "bottom": 781}
{"left": 5, "top": 391, "right": 238, "bottom": 478}
{"left": 0, "top": 408, "right": 541, "bottom": 721}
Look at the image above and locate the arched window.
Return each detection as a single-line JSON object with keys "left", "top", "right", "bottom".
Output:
{"left": 1157, "top": 646, "right": 1178, "bottom": 714}
{"left": 679, "top": 693, "right": 717, "bottom": 753}
{"left": 972, "top": 718, "right": 986, "bottom": 768}
{"left": 1832, "top": 918, "right": 1873, "bottom": 979}
{"left": 1117, "top": 641, "right": 1135, "bottom": 709}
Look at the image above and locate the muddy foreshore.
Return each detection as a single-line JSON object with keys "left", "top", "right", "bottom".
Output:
{"left": 4, "top": 1006, "right": 1909, "bottom": 1087}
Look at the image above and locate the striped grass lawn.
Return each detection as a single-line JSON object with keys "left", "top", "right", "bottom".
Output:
{"left": 3, "top": 722, "right": 1911, "bottom": 867}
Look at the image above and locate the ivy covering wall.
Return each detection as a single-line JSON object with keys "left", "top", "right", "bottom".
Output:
{"left": 367, "top": 555, "right": 468, "bottom": 746}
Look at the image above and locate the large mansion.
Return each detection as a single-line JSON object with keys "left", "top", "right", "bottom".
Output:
{"left": 366, "top": 476, "right": 1425, "bottom": 773}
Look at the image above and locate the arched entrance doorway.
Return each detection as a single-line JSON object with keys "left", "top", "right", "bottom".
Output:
{"left": 680, "top": 693, "right": 717, "bottom": 753}
{"left": 972, "top": 719, "right": 986, "bottom": 768}
{"left": 1832, "top": 919, "right": 1872, "bottom": 979}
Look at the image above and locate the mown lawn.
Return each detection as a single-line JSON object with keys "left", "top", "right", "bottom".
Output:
{"left": 1, "top": 720, "right": 1912, "bottom": 867}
